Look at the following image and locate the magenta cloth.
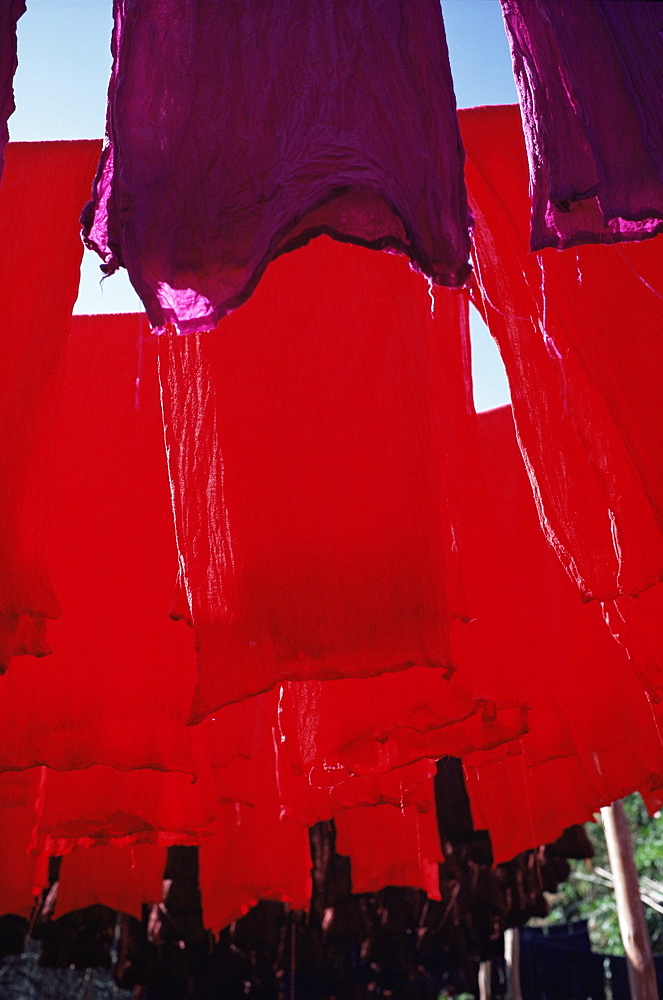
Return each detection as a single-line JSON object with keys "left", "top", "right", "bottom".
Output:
{"left": 0, "top": 0, "right": 24, "bottom": 180}
{"left": 500, "top": 0, "right": 663, "bottom": 250}
{"left": 82, "top": 0, "right": 471, "bottom": 333}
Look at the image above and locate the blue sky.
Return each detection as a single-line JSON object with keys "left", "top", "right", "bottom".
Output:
{"left": 11, "top": 0, "right": 515, "bottom": 409}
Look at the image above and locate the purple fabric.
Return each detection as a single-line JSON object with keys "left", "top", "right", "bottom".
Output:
{"left": 501, "top": 0, "right": 663, "bottom": 251}
{"left": 81, "top": 0, "right": 471, "bottom": 334}
{"left": 0, "top": 0, "right": 25, "bottom": 181}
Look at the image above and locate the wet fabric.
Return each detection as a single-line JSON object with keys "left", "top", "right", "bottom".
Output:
{"left": 460, "top": 407, "right": 663, "bottom": 863}
{"left": 500, "top": 1, "right": 663, "bottom": 251}
{"left": 460, "top": 104, "right": 663, "bottom": 602}
{"left": 160, "top": 237, "right": 474, "bottom": 721}
{"left": 57, "top": 845, "right": 165, "bottom": 920}
{"left": 0, "top": 140, "right": 101, "bottom": 672}
{"left": 334, "top": 801, "right": 442, "bottom": 899}
{"left": 82, "top": 0, "right": 471, "bottom": 334}
{"left": 0, "top": 313, "right": 200, "bottom": 774}
{"left": 0, "top": 0, "right": 24, "bottom": 180}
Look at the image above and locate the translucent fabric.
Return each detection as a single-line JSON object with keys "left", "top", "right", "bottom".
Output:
{"left": 0, "top": 314, "right": 199, "bottom": 773}
{"left": 0, "top": 0, "right": 24, "bottom": 180}
{"left": 82, "top": 0, "right": 471, "bottom": 334}
{"left": 57, "top": 845, "right": 165, "bottom": 920}
{"left": 0, "top": 140, "right": 101, "bottom": 672}
{"left": 334, "top": 800, "right": 442, "bottom": 899}
{"left": 500, "top": 1, "right": 663, "bottom": 251}
{"left": 459, "top": 104, "right": 663, "bottom": 601}
{"left": 159, "top": 238, "right": 473, "bottom": 722}
{"left": 460, "top": 407, "right": 663, "bottom": 863}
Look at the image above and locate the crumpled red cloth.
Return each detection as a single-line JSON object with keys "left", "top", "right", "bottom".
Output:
{"left": 500, "top": 0, "right": 663, "bottom": 251}
{"left": 0, "top": 140, "right": 101, "bottom": 672}
{"left": 160, "top": 238, "right": 474, "bottom": 721}
{"left": 460, "top": 104, "right": 663, "bottom": 602}
{"left": 57, "top": 845, "right": 165, "bottom": 921}
{"left": 460, "top": 406, "right": 663, "bottom": 863}
{"left": 82, "top": 0, "right": 471, "bottom": 333}
{"left": 0, "top": 0, "right": 24, "bottom": 180}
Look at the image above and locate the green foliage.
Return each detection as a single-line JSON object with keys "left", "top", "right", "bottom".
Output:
{"left": 546, "top": 794, "right": 663, "bottom": 955}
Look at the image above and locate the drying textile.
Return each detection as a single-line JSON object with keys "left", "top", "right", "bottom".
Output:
{"left": 334, "top": 801, "right": 442, "bottom": 899}
{"left": 57, "top": 845, "right": 165, "bottom": 920}
{"left": 0, "top": 313, "right": 200, "bottom": 774}
{"left": 82, "top": 0, "right": 471, "bottom": 333}
{"left": 459, "top": 407, "right": 663, "bottom": 863}
{"left": 500, "top": 0, "right": 663, "bottom": 251}
{"left": 160, "top": 237, "right": 474, "bottom": 721}
{"left": 0, "top": 0, "right": 24, "bottom": 180}
{"left": 0, "top": 771, "right": 46, "bottom": 918}
{"left": 0, "top": 140, "right": 101, "bottom": 672}
{"left": 460, "top": 104, "right": 663, "bottom": 601}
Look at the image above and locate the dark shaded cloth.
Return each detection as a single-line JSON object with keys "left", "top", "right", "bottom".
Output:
{"left": 82, "top": 0, "right": 471, "bottom": 334}
{"left": 500, "top": 0, "right": 663, "bottom": 251}
{"left": 0, "top": 0, "right": 24, "bottom": 181}
{"left": 520, "top": 921, "right": 606, "bottom": 1000}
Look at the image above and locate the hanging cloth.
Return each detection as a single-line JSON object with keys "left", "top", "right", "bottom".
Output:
{"left": 0, "top": 0, "right": 24, "bottom": 180}
{"left": 82, "top": 0, "right": 471, "bottom": 333}
{"left": 459, "top": 104, "right": 663, "bottom": 601}
{"left": 56, "top": 844, "right": 165, "bottom": 921}
{"left": 0, "top": 140, "right": 101, "bottom": 672}
{"left": 500, "top": 0, "right": 663, "bottom": 251}
{"left": 0, "top": 313, "right": 201, "bottom": 774}
{"left": 160, "top": 238, "right": 474, "bottom": 722}
{"left": 0, "top": 770, "right": 47, "bottom": 919}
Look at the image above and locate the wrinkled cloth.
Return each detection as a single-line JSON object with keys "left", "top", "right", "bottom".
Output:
{"left": 500, "top": 0, "right": 663, "bottom": 250}
{"left": 334, "top": 800, "right": 442, "bottom": 899}
{"left": 0, "top": 140, "right": 101, "bottom": 672}
{"left": 0, "top": 771, "right": 47, "bottom": 918}
{"left": 82, "top": 0, "right": 471, "bottom": 333}
{"left": 57, "top": 845, "right": 165, "bottom": 920}
{"left": 0, "top": 0, "right": 24, "bottom": 180}
{"left": 160, "top": 238, "right": 474, "bottom": 721}
{"left": 460, "top": 104, "right": 663, "bottom": 601}
{"left": 0, "top": 314, "right": 200, "bottom": 774}
{"left": 460, "top": 407, "right": 663, "bottom": 863}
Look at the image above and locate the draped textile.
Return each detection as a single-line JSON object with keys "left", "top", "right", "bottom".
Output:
{"left": 500, "top": 0, "right": 663, "bottom": 251}
{"left": 0, "top": 140, "right": 101, "bottom": 672}
{"left": 0, "top": 771, "right": 46, "bottom": 918}
{"left": 81, "top": 0, "right": 471, "bottom": 334}
{"left": 459, "top": 105, "right": 663, "bottom": 601}
{"left": 0, "top": 313, "right": 200, "bottom": 774}
{"left": 57, "top": 845, "right": 165, "bottom": 920}
{"left": 0, "top": 0, "right": 24, "bottom": 180}
{"left": 334, "top": 801, "right": 442, "bottom": 899}
{"left": 160, "top": 238, "right": 473, "bottom": 722}
{"left": 460, "top": 407, "right": 663, "bottom": 863}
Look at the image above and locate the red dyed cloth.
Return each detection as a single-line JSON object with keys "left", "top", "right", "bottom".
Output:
{"left": 0, "top": 140, "right": 101, "bottom": 671}
{"left": 160, "top": 238, "right": 474, "bottom": 722}
{"left": 500, "top": 1, "right": 663, "bottom": 251}
{"left": 0, "top": 0, "right": 24, "bottom": 180}
{"left": 82, "top": 0, "right": 471, "bottom": 333}
{"left": 0, "top": 771, "right": 46, "bottom": 918}
{"left": 334, "top": 800, "right": 442, "bottom": 899}
{"left": 57, "top": 845, "right": 165, "bottom": 920}
{"left": 460, "top": 407, "right": 663, "bottom": 863}
{"left": 460, "top": 105, "right": 663, "bottom": 601}
{"left": 0, "top": 313, "right": 199, "bottom": 773}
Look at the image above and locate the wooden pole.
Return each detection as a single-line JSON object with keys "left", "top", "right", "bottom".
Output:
{"left": 478, "top": 959, "right": 492, "bottom": 1000}
{"left": 601, "top": 799, "right": 658, "bottom": 1000}
{"left": 504, "top": 927, "right": 522, "bottom": 1000}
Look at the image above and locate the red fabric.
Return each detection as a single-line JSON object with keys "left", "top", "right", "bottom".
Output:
{"left": 57, "top": 844, "right": 165, "bottom": 920}
{"left": 0, "top": 140, "right": 101, "bottom": 671}
{"left": 30, "top": 765, "right": 218, "bottom": 856}
{"left": 334, "top": 800, "right": 442, "bottom": 899}
{"left": 159, "top": 237, "right": 476, "bottom": 722}
{"left": 459, "top": 105, "right": 663, "bottom": 602}
{"left": 0, "top": 1, "right": 24, "bottom": 179}
{"left": 0, "top": 771, "right": 44, "bottom": 918}
{"left": 459, "top": 406, "right": 663, "bottom": 863}
{"left": 0, "top": 313, "right": 200, "bottom": 773}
